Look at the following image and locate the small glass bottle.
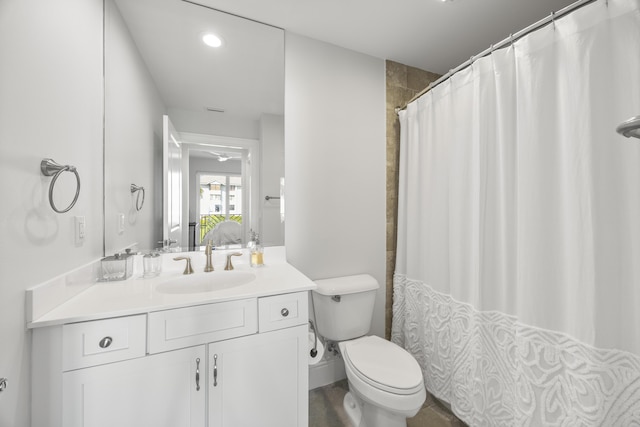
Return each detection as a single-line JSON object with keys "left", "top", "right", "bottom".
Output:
{"left": 250, "top": 232, "right": 264, "bottom": 267}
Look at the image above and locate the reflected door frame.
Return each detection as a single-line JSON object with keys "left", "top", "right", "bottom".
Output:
{"left": 163, "top": 115, "right": 183, "bottom": 247}
{"left": 181, "top": 133, "right": 260, "bottom": 247}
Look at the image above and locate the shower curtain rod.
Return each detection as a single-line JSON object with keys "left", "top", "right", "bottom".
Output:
{"left": 396, "top": 0, "right": 599, "bottom": 113}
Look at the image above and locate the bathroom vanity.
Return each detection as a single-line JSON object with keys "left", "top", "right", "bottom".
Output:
{"left": 27, "top": 248, "right": 314, "bottom": 427}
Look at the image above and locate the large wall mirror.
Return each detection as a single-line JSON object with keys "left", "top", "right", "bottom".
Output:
{"left": 104, "top": 0, "right": 284, "bottom": 255}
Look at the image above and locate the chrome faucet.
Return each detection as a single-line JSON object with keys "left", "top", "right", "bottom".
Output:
{"left": 204, "top": 241, "right": 214, "bottom": 272}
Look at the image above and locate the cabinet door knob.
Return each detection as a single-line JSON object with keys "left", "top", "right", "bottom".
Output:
{"left": 99, "top": 336, "right": 113, "bottom": 349}
{"left": 281, "top": 308, "right": 289, "bottom": 317}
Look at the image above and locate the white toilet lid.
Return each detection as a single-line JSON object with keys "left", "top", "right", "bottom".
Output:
{"left": 342, "top": 336, "right": 424, "bottom": 394}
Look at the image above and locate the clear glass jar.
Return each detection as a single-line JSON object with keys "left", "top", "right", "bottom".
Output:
{"left": 143, "top": 252, "right": 162, "bottom": 278}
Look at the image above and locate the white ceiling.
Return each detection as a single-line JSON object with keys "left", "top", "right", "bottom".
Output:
{"left": 193, "top": 0, "right": 578, "bottom": 74}
{"left": 114, "top": 0, "right": 578, "bottom": 134}
{"left": 114, "top": 0, "right": 284, "bottom": 126}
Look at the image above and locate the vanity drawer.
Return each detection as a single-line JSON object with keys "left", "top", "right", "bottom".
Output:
{"left": 148, "top": 298, "right": 258, "bottom": 353}
{"left": 62, "top": 315, "right": 147, "bottom": 371}
{"left": 258, "top": 292, "right": 308, "bottom": 333}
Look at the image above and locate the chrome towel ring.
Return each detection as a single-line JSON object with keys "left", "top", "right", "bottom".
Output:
{"left": 130, "top": 184, "right": 145, "bottom": 211}
{"left": 40, "top": 158, "right": 81, "bottom": 213}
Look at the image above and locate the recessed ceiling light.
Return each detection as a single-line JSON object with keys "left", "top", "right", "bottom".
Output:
{"left": 202, "top": 33, "right": 223, "bottom": 48}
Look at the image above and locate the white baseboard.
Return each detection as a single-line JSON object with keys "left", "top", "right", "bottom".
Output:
{"left": 309, "top": 352, "right": 346, "bottom": 390}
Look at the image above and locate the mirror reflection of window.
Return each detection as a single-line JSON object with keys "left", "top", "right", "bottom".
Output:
{"left": 199, "top": 174, "right": 243, "bottom": 245}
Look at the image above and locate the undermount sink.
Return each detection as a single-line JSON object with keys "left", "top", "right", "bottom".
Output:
{"left": 155, "top": 271, "right": 256, "bottom": 294}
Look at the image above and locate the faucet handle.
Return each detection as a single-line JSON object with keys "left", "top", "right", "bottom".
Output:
{"left": 158, "top": 239, "right": 178, "bottom": 252}
{"left": 224, "top": 253, "right": 243, "bottom": 271}
{"left": 173, "top": 256, "right": 194, "bottom": 275}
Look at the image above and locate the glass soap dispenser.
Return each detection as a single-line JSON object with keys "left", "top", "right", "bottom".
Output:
{"left": 249, "top": 231, "right": 264, "bottom": 267}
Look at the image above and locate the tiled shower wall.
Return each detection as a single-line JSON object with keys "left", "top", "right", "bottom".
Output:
{"left": 385, "top": 61, "right": 440, "bottom": 339}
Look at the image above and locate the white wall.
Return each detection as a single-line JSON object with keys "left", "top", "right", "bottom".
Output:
{"left": 284, "top": 33, "right": 387, "bottom": 338}
{"left": 104, "top": 0, "right": 166, "bottom": 254}
{"left": 0, "top": 0, "right": 104, "bottom": 425}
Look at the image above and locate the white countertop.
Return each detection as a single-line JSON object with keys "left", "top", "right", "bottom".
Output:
{"left": 28, "top": 247, "right": 316, "bottom": 328}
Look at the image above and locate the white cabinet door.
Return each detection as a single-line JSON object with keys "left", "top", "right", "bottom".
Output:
{"left": 63, "top": 345, "right": 206, "bottom": 427}
{"left": 208, "top": 324, "right": 308, "bottom": 427}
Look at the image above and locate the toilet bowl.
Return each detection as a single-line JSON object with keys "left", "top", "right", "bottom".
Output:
{"left": 311, "top": 274, "right": 426, "bottom": 427}
{"left": 339, "top": 336, "right": 425, "bottom": 427}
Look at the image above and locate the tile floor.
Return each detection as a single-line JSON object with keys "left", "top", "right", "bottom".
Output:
{"left": 309, "top": 379, "right": 467, "bottom": 427}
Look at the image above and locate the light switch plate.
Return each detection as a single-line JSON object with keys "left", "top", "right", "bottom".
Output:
{"left": 117, "top": 213, "right": 125, "bottom": 235}
{"left": 74, "top": 216, "right": 85, "bottom": 245}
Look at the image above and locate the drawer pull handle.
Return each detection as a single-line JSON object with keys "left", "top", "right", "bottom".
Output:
{"left": 213, "top": 354, "right": 218, "bottom": 387}
{"left": 99, "top": 336, "right": 113, "bottom": 349}
{"left": 281, "top": 308, "right": 289, "bottom": 317}
{"left": 195, "top": 358, "right": 201, "bottom": 391}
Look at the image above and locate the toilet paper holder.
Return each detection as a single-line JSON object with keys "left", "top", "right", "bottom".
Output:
{"left": 309, "top": 320, "right": 318, "bottom": 357}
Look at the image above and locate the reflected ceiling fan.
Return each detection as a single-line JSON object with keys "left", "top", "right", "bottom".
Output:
{"left": 207, "top": 151, "right": 238, "bottom": 162}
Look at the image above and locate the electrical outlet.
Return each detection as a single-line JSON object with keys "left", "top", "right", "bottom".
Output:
{"left": 74, "top": 216, "right": 85, "bottom": 245}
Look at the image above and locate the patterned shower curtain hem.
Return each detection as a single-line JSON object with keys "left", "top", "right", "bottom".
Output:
{"left": 391, "top": 273, "right": 640, "bottom": 427}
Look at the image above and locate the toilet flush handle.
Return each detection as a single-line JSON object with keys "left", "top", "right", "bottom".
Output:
{"left": 331, "top": 295, "right": 341, "bottom": 302}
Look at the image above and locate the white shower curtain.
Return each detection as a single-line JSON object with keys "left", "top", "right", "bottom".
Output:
{"left": 392, "top": 0, "right": 640, "bottom": 425}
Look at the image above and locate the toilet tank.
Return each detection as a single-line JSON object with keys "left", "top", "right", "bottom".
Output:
{"left": 312, "top": 274, "right": 379, "bottom": 341}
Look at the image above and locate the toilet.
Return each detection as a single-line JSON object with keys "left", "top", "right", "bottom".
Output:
{"left": 312, "top": 274, "right": 426, "bottom": 427}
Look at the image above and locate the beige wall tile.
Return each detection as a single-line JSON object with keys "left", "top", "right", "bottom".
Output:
{"left": 385, "top": 60, "right": 440, "bottom": 340}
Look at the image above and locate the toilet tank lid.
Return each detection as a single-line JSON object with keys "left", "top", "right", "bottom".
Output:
{"left": 313, "top": 274, "right": 379, "bottom": 296}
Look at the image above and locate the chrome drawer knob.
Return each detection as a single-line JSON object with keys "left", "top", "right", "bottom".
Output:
{"left": 99, "top": 336, "right": 113, "bottom": 348}
{"left": 281, "top": 308, "right": 289, "bottom": 317}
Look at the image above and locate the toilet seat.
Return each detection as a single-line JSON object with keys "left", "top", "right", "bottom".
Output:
{"left": 341, "top": 336, "right": 424, "bottom": 395}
